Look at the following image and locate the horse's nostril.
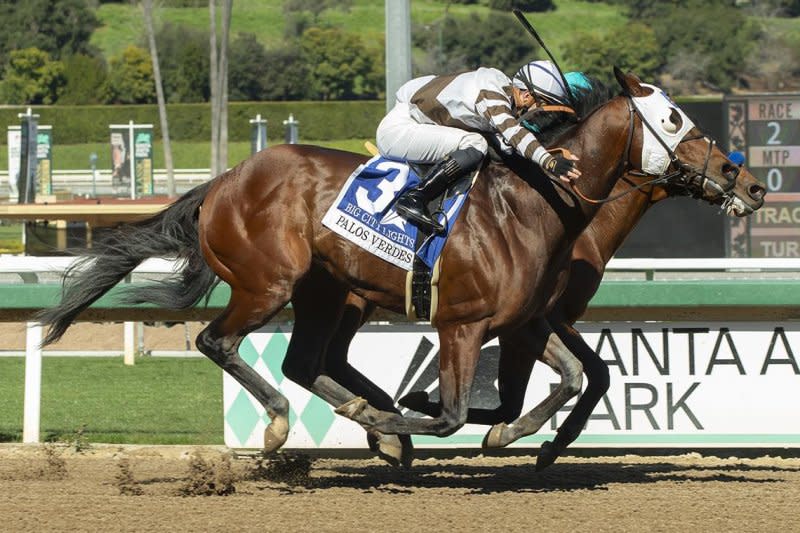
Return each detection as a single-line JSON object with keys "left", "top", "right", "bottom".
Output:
{"left": 749, "top": 184, "right": 766, "bottom": 201}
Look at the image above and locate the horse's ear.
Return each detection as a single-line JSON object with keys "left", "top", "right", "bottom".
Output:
{"left": 613, "top": 66, "right": 649, "bottom": 97}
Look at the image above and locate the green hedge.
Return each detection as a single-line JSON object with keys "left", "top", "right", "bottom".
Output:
{"left": 0, "top": 101, "right": 386, "bottom": 145}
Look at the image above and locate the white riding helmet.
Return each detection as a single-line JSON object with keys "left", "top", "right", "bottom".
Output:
{"left": 513, "top": 60, "right": 568, "bottom": 105}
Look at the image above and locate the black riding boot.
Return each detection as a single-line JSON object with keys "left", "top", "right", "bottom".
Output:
{"left": 395, "top": 147, "right": 483, "bottom": 234}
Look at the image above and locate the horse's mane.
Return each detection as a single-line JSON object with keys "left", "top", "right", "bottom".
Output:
{"left": 520, "top": 76, "right": 618, "bottom": 147}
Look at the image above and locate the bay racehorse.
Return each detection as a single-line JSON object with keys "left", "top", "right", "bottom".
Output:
{"left": 37, "top": 69, "right": 765, "bottom": 468}
{"left": 391, "top": 112, "right": 767, "bottom": 469}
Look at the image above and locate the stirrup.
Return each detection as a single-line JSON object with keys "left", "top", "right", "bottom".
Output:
{"left": 396, "top": 203, "right": 445, "bottom": 235}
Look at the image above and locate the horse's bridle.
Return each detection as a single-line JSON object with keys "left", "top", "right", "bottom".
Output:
{"left": 568, "top": 96, "right": 736, "bottom": 205}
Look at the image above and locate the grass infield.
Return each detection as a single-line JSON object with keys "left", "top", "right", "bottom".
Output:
{"left": 0, "top": 356, "right": 224, "bottom": 445}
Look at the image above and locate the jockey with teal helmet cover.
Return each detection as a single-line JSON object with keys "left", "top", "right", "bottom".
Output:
{"left": 513, "top": 59, "right": 591, "bottom": 107}
{"left": 513, "top": 60, "right": 592, "bottom": 136}
{"left": 376, "top": 59, "right": 582, "bottom": 234}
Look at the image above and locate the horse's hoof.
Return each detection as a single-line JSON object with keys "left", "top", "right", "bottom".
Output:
{"left": 263, "top": 415, "right": 289, "bottom": 453}
{"left": 482, "top": 423, "right": 509, "bottom": 448}
{"left": 375, "top": 433, "right": 403, "bottom": 468}
{"left": 398, "top": 391, "right": 430, "bottom": 412}
{"left": 399, "top": 434, "right": 415, "bottom": 469}
{"left": 535, "top": 440, "right": 561, "bottom": 472}
{"left": 367, "top": 431, "right": 414, "bottom": 468}
{"left": 366, "top": 431, "right": 380, "bottom": 452}
{"left": 334, "top": 397, "right": 368, "bottom": 419}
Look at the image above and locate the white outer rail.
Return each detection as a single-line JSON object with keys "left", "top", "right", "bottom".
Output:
{"left": 0, "top": 256, "right": 181, "bottom": 275}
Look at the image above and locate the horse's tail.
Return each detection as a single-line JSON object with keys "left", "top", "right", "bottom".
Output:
{"left": 37, "top": 178, "right": 218, "bottom": 346}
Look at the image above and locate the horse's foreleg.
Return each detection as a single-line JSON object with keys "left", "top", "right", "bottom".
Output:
{"left": 337, "top": 320, "right": 487, "bottom": 437}
{"left": 196, "top": 288, "right": 293, "bottom": 453}
{"left": 397, "top": 327, "right": 540, "bottom": 425}
{"left": 535, "top": 322, "right": 610, "bottom": 470}
{"left": 482, "top": 318, "right": 583, "bottom": 450}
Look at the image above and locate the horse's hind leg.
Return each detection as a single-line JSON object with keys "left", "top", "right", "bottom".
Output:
{"left": 196, "top": 288, "right": 293, "bottom": 452}
{"left": 337, "top": 319, "right": 489, "bottom": 437}
{"left": 324, "top": 293, "right": 413, "bottom": 467}
{"left": 483, "top": 317, "right": 583, "bottom": 450}
{"left": 281, "top": 272, "right": 413, "bottom": 467}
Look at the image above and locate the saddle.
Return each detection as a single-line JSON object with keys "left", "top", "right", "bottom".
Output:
{"left": 364, "top": 142, "right": 474, "bottom": 322}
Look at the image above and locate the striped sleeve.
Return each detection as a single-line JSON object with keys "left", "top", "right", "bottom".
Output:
{"left": 475, "top": 87, "right": 543, "bottom": 161}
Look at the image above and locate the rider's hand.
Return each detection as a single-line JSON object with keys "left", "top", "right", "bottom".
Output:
{"left": 541, "top": 151, "right": 581, "bottom": 183}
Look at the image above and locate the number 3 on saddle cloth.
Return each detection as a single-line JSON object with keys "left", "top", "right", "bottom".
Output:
{"left": 322, "top": 155, "right": 478, "bottom": 321}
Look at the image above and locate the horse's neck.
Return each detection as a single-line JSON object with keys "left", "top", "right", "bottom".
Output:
{"left": 484, "top": 97, "right": 636, "bottom": 246}
{"left": 564, "top": 97, "right": 633, "bottom": 215}
{"left": 584, "top": 180, "right": 663, "bottom": 265}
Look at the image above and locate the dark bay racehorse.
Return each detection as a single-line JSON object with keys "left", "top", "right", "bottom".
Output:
{"left": 308, "top": 75, "right": 767, "bottom": 468}
{"left": 394, "top": 147, "right": 767, "bottom": 469}
{"left": 37, "top": 69, "right": 765, "bottom": 467}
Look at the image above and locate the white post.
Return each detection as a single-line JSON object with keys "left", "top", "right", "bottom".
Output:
{"left": 384, "top": 0, "right": 412, "bottom": 113}
{"left": 282, "top": 114, "right": 299, "bottom": 144}
{"left": 129, "top": 120, "right": 136, "bottom": 200}
{"left": 124, "top": 321, "right": 136, "bottom": 365}
{"left": 23, "top": 322, "right": 43, "bottom": 443}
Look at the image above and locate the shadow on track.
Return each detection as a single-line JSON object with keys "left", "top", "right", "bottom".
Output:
{"left": 251, "top": 459, "right": 799, "bottom": 494}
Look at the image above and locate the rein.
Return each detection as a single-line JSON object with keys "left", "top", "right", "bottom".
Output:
{"left": 539, "top": 104, "right": 576, "bottom": 115}
{"left": 567, "top": 96, "right": 722, "bottom": 205}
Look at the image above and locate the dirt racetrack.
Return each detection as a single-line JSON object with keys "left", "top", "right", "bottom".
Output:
{"left": 1, "top": 444, "right": 799, "bottom": 532}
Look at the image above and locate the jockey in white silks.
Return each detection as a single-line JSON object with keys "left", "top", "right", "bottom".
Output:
{"left": 376, "top": 60, "right": 583, "bottom": 234}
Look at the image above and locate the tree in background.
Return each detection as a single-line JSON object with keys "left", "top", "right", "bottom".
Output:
{"left": 0, "top": 47, "right": 66, "bottom": 105}
{"left": 154, "top": 23, "right": 210, "bottom": 103}
{"left": 563, "top": 23, "right": 662, "bottom": 86}
{"left": 364, "top": 42, "right": 386, "bottom": 101}
{"left": 412, "top": 13, "right": 466, "bottom": 74}
{"left": 650, "top": 1, "right": 757, "bottom": 91}
{"left": 414, "top": 12, "right": 535, "bottom": 76}
{"left": 456, "top": 13, "right": 535, "bottom": 74}
{"left": 102, "top": 45, "right": 156, "bottom": 104}
{"left": 58, "top": 53, "right": 108, "bottom": 104}
{"left": 300, "top": 27, "right": 376, "bottom": 100}
{"left": 773, "top": 0, "right": 800, "bottom": 16}
{"left": 742, "top": 3, "right": 800, "bottom": 91}
{"left": 0, "top": 0, "right": 99, "bottom": 66}
{"left": 228, "top": 33, "right": 270, "bottom": 101}
{"left": 259, "top": 46, "right": 312, "bottom": 101}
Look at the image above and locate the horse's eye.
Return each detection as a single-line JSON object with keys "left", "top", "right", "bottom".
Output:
{"left": 662, "top": 118, "right": 678, "bottom": 134}
{"left": 662, "top": 109, "right": 681, "bottom": 134}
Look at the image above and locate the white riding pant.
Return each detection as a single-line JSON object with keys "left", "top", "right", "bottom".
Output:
{"left": 376, "top": 102, "right": 488, "bottom": 164}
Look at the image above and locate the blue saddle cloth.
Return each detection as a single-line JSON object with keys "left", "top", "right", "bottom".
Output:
{"left": 321, "top": 155, "right": 475, "bottom": 271}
